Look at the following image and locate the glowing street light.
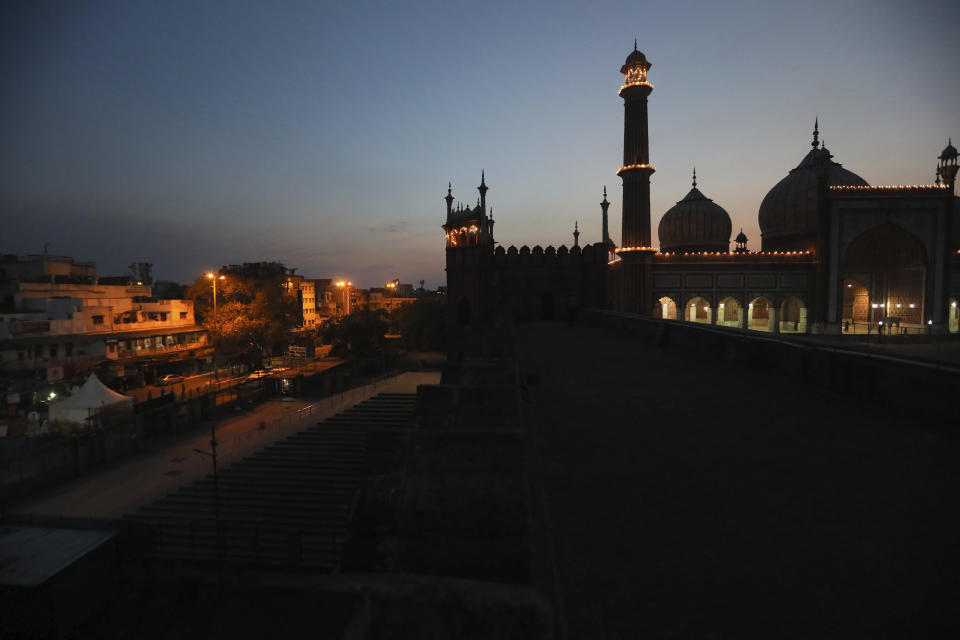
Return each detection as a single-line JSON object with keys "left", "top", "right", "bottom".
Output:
{"left": 206, "top": 272, "right": 226, "bottom": 382}
{"left": 385, "top": 279, "right": 399, "bottom": 312}
{"left": 206, "top": 272, "right": 226, "bottom": 316}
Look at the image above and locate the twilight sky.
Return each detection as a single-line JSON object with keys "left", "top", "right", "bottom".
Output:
{"left": 2, "top": 0, "right": 957, "bottom": 288}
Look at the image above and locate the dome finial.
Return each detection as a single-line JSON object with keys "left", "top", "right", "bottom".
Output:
{"left": 812, "top": 117, "right": 820, "bottom": 149}
{"left": 634, "top": 36, "right": 637, "bottom": 51}
{"left": 692, "top": 166, "right": 697, "bottom": 188}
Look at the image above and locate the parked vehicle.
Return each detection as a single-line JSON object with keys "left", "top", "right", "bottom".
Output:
{"left": 158, "top": 374, "right": 185, "bottom": 385}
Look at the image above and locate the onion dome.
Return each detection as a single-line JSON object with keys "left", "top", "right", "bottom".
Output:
{"left": 735, "top": 229, "right": 748, "bottom": 244}
{"left": 621, "top": 39, "right": 651, "bottom": 75}
{"left": 758, "top": 121, "right": 868, "bottom": 251}
{"left": 625, "top": 48, "right": 647, "bottom": 66}
{"left": 941, "top": 138, "right": 957, "bottom": 161}
{"left": 658, "top": 169, "right": 732, "bottom": 253}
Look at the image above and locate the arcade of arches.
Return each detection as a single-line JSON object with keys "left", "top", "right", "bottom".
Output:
{"left": 653, "top": 295, "right": 807, "bottom": 333}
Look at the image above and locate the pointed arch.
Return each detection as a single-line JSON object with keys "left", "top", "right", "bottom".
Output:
{"left": 654, "top": 296, "right": 677, "bottom": 320}
{"left": 684, "top": 296, "right": 712, "bottom": 324}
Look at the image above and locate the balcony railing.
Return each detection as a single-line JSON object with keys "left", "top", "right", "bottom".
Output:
{"left": 112, "top": 340, "right": 208, "bottom": 359}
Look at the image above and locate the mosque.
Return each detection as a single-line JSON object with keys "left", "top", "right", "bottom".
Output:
{"left": 443, "top": 45, "right": 960, "bottom": 338}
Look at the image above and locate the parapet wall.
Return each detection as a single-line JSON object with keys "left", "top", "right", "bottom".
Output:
{"left": 583, "top": 308, "right": 959, "bottom": 422}
{"left": 494, "top": 243, "right": 606, "bottom": 266}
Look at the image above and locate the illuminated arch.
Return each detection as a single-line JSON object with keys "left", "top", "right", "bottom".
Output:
{"left": 717, "top": 296, "right": 742, "bottom": 328}
{"left": 684, "top": 296, "right": 712, "bottom": 324}
{"left": 779, "top": 296, "right": 807, "bottom": 334}
{"left": 843, "top": 223, "right": 926, "bottom": 329}
{"left": 653, "top": 296, "right": 677, "bottom": 320}
{"left": 747, "top": 296, "right": 773, "bottom": 331}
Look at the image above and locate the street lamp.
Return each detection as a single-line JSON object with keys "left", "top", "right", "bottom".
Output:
{"left": 385, "top": 280, "right": 398, "bottom": 312}
{"left": 206, "top": 272, "right": 226, "bottom": 315}
{"left": 206, "top": 273, "right": 225, "bottom": 381}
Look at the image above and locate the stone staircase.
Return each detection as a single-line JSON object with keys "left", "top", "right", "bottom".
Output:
{"left": 126, "top": 393, "right": 417, "bottom": 571}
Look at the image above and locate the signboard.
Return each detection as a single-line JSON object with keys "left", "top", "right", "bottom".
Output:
{"left": 288, "top": 345, "right": 307, "bottom": 357}
{"left": 47, "top": 366, "right": 64, "bottom": 383}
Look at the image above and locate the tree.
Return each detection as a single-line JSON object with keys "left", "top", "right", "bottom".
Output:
{"left": 389, "top": 297, "right": 446, "bottom": 351}
{"left": 320, "top": 309, "right": 388, "bottom": 358}
{"left": 185, "top": 273, "right": 300, "bottom": 366}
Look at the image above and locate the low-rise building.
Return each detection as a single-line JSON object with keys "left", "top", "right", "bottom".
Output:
{"left": 0, "top": 257, "right": 208, "bottom": 392}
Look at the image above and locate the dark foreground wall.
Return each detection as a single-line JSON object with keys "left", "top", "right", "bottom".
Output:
{"left": 584, "top": 309, "right": 959, "bottom": 423}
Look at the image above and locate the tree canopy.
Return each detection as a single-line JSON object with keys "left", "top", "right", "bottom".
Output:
{"left": 185, "top": 274, "right": 300, "bottom": 364}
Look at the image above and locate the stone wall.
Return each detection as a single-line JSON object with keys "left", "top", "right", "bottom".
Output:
{"left": 584, "top": 308, "right": 959, "bottom": 422}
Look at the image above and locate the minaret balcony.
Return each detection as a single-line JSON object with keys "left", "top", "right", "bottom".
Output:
{"left": 618, "top": 81, "right": 653, "bottom": 97}
{"left": 617, "top": 163, "right": 656, "bottom": 176}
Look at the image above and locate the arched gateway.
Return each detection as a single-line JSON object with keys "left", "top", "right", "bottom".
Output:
{"left": 842, "top": 224, "right": 926, "bottom": 331}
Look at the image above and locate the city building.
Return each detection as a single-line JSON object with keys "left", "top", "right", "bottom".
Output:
{"left": 444, "top": 46, "right": 960, "bottom": 340}
{"left": 367, "top": 281, "right": 418, "bottom": 313}
{"left": 0, "top": 258, "right": 208, "bottom": 395}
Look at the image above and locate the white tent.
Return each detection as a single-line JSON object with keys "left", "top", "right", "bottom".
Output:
{"left": 48, "top": 373, "right": 134, "bottom": 425}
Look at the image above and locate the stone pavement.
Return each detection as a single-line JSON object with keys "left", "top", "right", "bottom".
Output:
{"left": 519, "top": 322, "right": 959, "bottom": 639}
{"left": 10, "top": 372, "right": 439, "bottom": 520}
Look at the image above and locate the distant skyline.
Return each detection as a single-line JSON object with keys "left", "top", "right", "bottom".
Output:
{"left": 2, "top": 0, "right": 958, "bottom": 288}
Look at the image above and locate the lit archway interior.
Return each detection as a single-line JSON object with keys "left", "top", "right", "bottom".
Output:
{"left": 950, "top": 298, "right": 959, "bottom": 333}
{"left": 841, "top": 278, "right": 870, "bottom": 332}
{"left": 685, "top": 296, "right": 711, "bottom": 324}
{"left": 779, "top": 296, "right": 807, "bottom": 334}
{"left": 654, "top": 296, "right": 678, "bottom": 319}
{"left": 843, "top": 223, "right": 926, "bottom": 330}
{"left": 717, "top": 296, "right": 742, "bottom": 328}
{"left": 748, "top": 297, "right": 772, "bottom": 331}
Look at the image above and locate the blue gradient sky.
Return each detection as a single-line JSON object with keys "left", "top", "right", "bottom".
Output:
{"left": 2, "top": 0, "right": 957, "bottom": 287}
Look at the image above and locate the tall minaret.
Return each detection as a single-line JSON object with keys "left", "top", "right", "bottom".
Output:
{"left": 618, "top": 42, "right": 655, "bottom": 249}
{"left": 600, "top": 186, "right": 611, "bottom": 246}
{"left": 573, "top": 221, "right": 580, "bottom": 248}
{"left": 478, "top": 170, "right": 488, "bottom": 213}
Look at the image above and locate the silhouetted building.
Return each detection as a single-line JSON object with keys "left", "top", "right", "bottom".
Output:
{"left": 445, "top": 46, "right": 960, "bottom": 338}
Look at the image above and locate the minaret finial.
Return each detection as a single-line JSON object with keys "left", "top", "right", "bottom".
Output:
{"left": 812, "top": 117, "right": 820, "bottom": 149}
{"left": 481, "top": 169, "right": 486, "bottom": 185}
{"left": 692, "top": 166, "right": 697, "bottom": 188}
{"left": 603, "top": 185, "right": 607, "bottom": 198}
{"left": 634, "top": 37, "right": 637, "bottom": 51}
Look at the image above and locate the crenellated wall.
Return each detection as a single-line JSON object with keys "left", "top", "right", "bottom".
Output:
{"left": 445, "top": 242, "right": 608, "bottom": 353}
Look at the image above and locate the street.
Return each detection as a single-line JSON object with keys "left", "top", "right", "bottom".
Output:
{"left": 10, "top": 372, "right": 438, "bottom": 519}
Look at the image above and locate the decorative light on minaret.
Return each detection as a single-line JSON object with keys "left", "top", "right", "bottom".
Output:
{"left": 617, "top": 42, "right": 655, "bottom": 251}
{"left": 442, "top": 173, "right": 495, "bottom": 248}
